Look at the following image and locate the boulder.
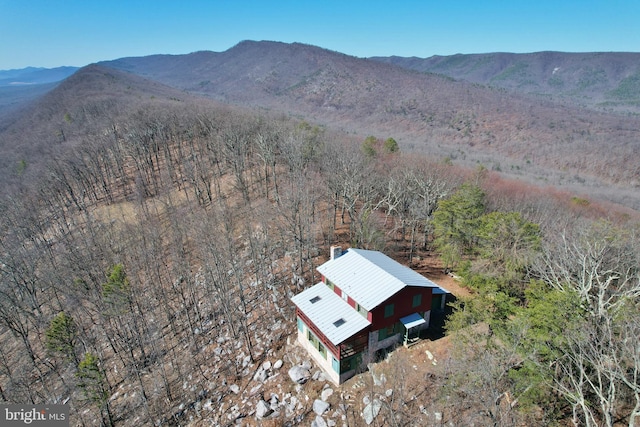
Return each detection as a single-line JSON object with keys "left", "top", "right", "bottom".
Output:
{"left": 311, "top": 415, "right": 328, "bottom": 427}
{"left": 273, "top": 359, "right": 284, "bottom": 370}
{"left": 321, "top": 388, "right": 334, "bottom": 401}
{"left": 253, "top": 368, "right": 268, "bottom": 383}
{"left": 288, "top": 365, "right": 311, "bottom": 384}
{"left": 362, "top": 399, "right": 382, "bottom": 425}
{"left": 313, "top": 399, "right": 330, "bottom": 415}
{"left": 256, "top": 400, "right": 272, "bottom": 419}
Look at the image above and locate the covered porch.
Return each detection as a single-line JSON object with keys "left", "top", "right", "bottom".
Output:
{"left": 400, "top": 313, "right": 426, "bottom": 347}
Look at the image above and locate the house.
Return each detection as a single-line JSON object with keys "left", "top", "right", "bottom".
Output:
{"left": 291, "top": 246, "right": 449, "bottom": 385}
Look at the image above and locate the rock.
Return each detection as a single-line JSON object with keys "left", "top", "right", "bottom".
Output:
{"left": 242, "top": 355, "right": 252, "bottom": 368}
{"left": 426, "top": 350, "right": 434, "bottom": 360}
{"left": 321, "top": 388, "right": 334, "bottom": 401}
{"left": 372, "top": 372, "right": 386, "bottom": 386}
{"left": 273, "top": 359, "right": 284, "bottom": 369}
{"left": 385, "top": 389, "right": 393, "bottom": 397}
{"left": 269, "top": 394, "right": 279, "bottom": 410}
{"left": 249, "top": 384, "right": 262, "bottom": 396}
{"left": 362, "top": 399, "right": 382, "bottom": 425}
{"left": 254, "top": 368, "right": 268, "bottom": 383}
{"left": 312, "top": 415, "right": 328, "bottom": 427}
{"left": 313, "top": 399, "right": 330, "bottom": 415}
{"left": 288, "top": 365, "right": 311, "bottom": 384}
{"left": 301, "top": 360, "right": 312, "bottom": 370}
{"left": 262, "top": 360, "right": 272, "bottom": 371}
{"left": 286, "top": 396, "right": 299, "bottom": 416}
{"left": 255, "top": 400, "right": 272, "bottom": 419}
{"left": 229, "top": 384, "right": 240, "bottom": 394}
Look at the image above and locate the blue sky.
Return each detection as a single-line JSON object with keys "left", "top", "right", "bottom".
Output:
{"left": 1, "top": 0, "right": 638, "bottom": 70}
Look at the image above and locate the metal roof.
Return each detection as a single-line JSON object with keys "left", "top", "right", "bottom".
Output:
{"left": 316, "top": 248, "right": 440, "bottom": 311}
{"left": 400, "top": 313, "right": 426, "bottom": 329}
{"left": 291, "top": 282, "right": 371, "bottom": 345}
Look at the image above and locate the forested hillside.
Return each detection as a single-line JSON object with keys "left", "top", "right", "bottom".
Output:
{"left": 1, "top": 83, "right": 639, "bottom": 425}
{"left": 0, "top": 45, "right": 639, "bottom": 426}
{"left": 372, "top": 51, "right": 640, "bottom": 113}
{"left": 100, "top": 42, "right": 640, "bottom": 210}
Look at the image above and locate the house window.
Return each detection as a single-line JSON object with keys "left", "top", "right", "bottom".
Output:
{"left": 318, "top": 342, "right": 327, "bottom": 358}
{"left": 340, "top": 354, "right": 361, "bottom": 373}
{"left": 332, "top": 356, "right": 340, "bottom": 373}
{"left": 307, "top": 329, "right": 327, "bottom": 359}
{"left": 357, "top": 303, "right": 368, "bottom": 319}
{"left": 412, "top": 294, "right": 422, "bottom": 308}
{"left": 326, "top": 280, "right": 334, "bottom": 290}
{"left": 384, "top": 303, "right": 394, "bottom": 318}
{"left": 341, "top": 290, "right": 348, "bottom": 301}
{"left": 310, "top": 296, "right": 321, "bottom": 304}
{"left": 378, "top": 322, "right": 401, "bottom": 340}
{"left": 432, "top": 294, "right": 443, "bottom": 311}
{"left": 333, "top": 318, "right": 346, "bottom": 327}
{"left": 308, "top": 330, "right": 318, "bottom": 346}
{"left": 297, "top": 317, "right": 304, "bottom": 332}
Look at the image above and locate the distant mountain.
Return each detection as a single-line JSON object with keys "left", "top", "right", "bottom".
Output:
{"left": 0, "top": 64, "right": 208, "bottom": 192}
{"left": 99, "top": 42, "right": 640, "bottom": 192}
{"left": 0, "top": 66, "right": 80, "bottom": 116}
{"left": 3, "top": 41, "right": 640, "bottom": 208}
{"left": 370, "top": 52, "right": 640, "bottom": 113}
{"left": 0, "top": 66, "right": 79, "bottom": 86}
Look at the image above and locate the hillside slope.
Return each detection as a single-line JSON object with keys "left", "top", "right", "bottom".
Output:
{"left": 0, "top": 64, "right": 213, "bottom": 194}
{"left": 371, "top": 51, "right": 640, "bottom": 112}
{"left": 100, "top": 42, "right": 640, "bottom": 204}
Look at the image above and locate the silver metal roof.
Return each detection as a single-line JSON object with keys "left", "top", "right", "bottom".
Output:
{"left": 291, "top": 282, "right": 371, "bottom": 345}
{"left": 316, "top": 248, "right": 440, "bottom": 311}
{"left": 400, "top": 313, "right": 426, "bottom": 329}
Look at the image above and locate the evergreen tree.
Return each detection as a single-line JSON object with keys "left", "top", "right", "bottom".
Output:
{"left": 77, "top": 353, "right": 113, "bottom": 427}
{"left": 433, "top": 183, "right": 486, "bottom": 268}
{"left": 45, "top": 311, "right": 78, "bottom": 363}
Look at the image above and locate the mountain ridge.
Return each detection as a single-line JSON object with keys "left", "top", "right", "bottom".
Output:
{"left": 370, "top": 51, "right": 640, "bottom": 112}
{"left": 97, "top": 42, "right": 640, "bottom": 193}
{"left": 3, "top": 41, "right": 640, "bottom": 208}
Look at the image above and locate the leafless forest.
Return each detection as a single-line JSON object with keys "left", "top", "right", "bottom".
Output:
{"left": 0, "top": 44, "right": 639, "bottom": 426}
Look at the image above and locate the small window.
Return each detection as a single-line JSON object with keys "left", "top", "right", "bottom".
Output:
{"left": 378, "top": 324, "right": 394, "bottom": 340}
{"left": 384, "top": 303, "right": 394, "bottom": 318}
{"left": 357, "top": 303, "right": 368, "bottom": 318}
{"left": 318, "top": 342, "right": 327, "bottom": 358}
{"left": 310, "top": 296, "right": 321, "bottom": 304}
{"left": 332, "top": 356, "right": 340, "bottom": 373}
{"left": 412, "top": 294, "right": 422, "bottom": 308}
{"left": 333, "top": 318, "right": 346, "bottom": 327}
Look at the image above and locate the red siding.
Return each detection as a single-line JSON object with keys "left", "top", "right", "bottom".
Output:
{"left": 333, "top": 284, "right": 342, "bottom": 297}
{"left": 370, "top": 287, "right": 433, "bottom": 330}
{"left": 347, "top": 296, "right": 356, "bottom": 308}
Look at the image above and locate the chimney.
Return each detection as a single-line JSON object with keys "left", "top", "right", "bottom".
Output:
{"left": 330, "top": 245, "right": 342, "bottom": 260}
